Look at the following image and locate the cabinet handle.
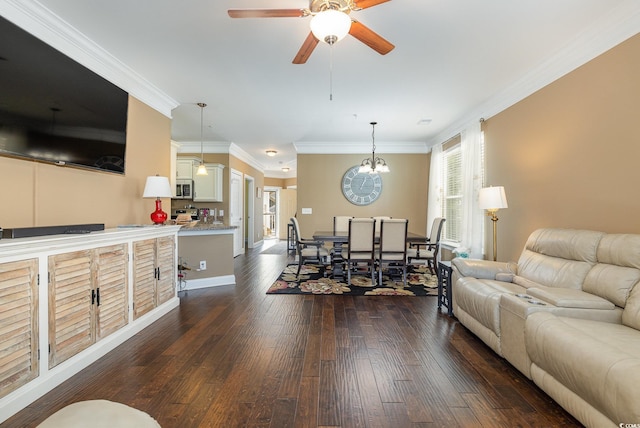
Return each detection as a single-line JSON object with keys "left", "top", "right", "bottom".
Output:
{"left": 156, "top": 267, "right": 161, "bottom": 281}
{"left": 91, "top": 289, "right": 96, "bottom": 305}
{"left": 96, "top": 287, "right": 100, "bottom": 306}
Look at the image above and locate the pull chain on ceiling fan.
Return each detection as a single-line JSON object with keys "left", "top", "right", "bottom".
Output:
{"left": 228, "top": 0, "right": 395, "bottom": 64}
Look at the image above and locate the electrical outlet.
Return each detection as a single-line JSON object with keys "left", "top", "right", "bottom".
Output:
{"left": 199, "top": 260, "right": 206, "bottom": 270}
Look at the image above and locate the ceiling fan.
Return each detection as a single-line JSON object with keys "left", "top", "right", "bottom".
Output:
{"left": 228, "top": 0, "right": 395, "bottom": 64}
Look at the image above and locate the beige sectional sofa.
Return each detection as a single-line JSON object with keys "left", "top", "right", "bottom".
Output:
{"left": 451, "top": 228, "right": 640, "bottom": 427}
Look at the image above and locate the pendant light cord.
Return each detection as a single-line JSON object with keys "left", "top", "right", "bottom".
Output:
{"left": 329, "top": 44, "right": 334, "bottom": 101}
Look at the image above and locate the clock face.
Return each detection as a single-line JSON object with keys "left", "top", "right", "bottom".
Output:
{"left": 341, "top": 166, "right": 383, "bottom": 206}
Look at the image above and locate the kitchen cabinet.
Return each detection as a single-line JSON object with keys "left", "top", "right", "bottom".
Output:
{"left": 193, "top": 163, "right": 224, "bottom": 202}
{"left": 0, "top": 259, "right": 38, "bottom": 399}
{"left": 132, "top": 236, "right": 175, "bottom": 319}
{"left": 48, "top": 244, "right": 128, "bottom": 368}
{"left": 0, "top": 226, "right": 180, "bottom": 423}
{"left": 176, "top": 158, "right": 195, "bottom": 179}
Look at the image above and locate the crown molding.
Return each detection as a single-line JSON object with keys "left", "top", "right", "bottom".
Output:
{"left": 0, "top": 0, "right": 178, "bottom": 118}
{"left": 427, "top": 0, "right": 640, "bottom": 147}
{"left": 294, "top": 141, "right": 429, "bottom": 154}
{"left": 176, "top": 142, "right": 266, "bottom": 173}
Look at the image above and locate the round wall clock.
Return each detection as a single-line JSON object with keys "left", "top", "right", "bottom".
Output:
{"left": 341, "top": 166, "right": 383, "bottom": 206}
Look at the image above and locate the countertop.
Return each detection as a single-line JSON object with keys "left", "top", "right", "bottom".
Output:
{"left": 177, "top": 222, "right": 236, "bottom": 236}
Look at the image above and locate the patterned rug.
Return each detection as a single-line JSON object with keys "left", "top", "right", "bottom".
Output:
{"left": 267, "top": 264, "right": 438, "bottom": 296}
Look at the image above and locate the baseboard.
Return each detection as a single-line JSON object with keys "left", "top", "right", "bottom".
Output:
{"left": 182, "top": 275, "right": 236, "bottom": 290}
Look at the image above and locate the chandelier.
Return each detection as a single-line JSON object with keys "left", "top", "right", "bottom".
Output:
{"left": 358, "top": 122, "right": 389, "bottom": 174}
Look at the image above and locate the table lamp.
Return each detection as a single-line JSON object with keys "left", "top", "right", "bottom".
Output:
{"left": 143, "top": 175, "right": 172, "bottom": 224}
{"left": 479, "top": 186, "right": 508, "bottom": 261}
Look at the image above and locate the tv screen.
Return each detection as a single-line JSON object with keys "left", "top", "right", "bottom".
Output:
{"left": 0, "top": 15, "right": 128, "bottom": 174}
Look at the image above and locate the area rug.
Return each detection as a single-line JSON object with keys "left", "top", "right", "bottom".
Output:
{"left": 37, "top": 400, "right": 161, "bottom": 427}
{"left": 267, "top": 264, "right": 438, "bottom": 296}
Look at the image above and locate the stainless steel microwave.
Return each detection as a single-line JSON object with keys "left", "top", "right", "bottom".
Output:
{"left": 175, "top": 179, "right": 193, "bottom": 199}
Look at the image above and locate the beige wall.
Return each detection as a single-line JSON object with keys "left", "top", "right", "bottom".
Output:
{"left": 0, "top": 96, "right": 171, "bottom": 229}
{"left": 483, "top": 33, "right": 640, "bottom": 262}
{"left": 177, "top": 234, "right": 234, "bottom": 279}
{"left": 296, "top": 153, "right": 430, "bottom": 236}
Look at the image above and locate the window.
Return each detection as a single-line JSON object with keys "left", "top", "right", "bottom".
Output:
{"left": 442, "top": 144, "right": 462, "bottom": 242}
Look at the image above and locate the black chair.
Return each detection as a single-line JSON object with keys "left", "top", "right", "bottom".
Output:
{"left": 407, "top": 217, "right": 446, "bottom": 275}
{"left": 290, "top": 217, "right": 329, "bottom": 277}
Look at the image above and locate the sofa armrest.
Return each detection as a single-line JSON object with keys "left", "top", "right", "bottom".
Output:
{"left": 527, "top": 286, "right": 615, "bottom": 310}
{"left": 452, "top": 258, "right": 517, "bottom": 281}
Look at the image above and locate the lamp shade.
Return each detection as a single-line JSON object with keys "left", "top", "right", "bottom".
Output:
{"left": 310, "top": 10, "right": 351, "bottom": 44}
{"left": 143, "top": 176, "right": 172, "bottom": 198}
{"left": 479, "top": 186, "right": 508, "bottom": 210}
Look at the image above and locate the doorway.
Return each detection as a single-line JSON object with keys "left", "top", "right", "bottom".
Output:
{"left": 263, "top": 189, "right": 277, "bottom": 240}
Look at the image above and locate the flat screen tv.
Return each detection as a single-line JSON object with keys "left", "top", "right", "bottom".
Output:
{"left": 0, "top": 15, "right": 128, "bottom": 174}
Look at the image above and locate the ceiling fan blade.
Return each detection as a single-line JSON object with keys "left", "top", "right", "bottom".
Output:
{"left": 353, "top": 0, "right": 391, "bottom": 10}
{"left": 349, "top": 20, "right": 394, "bottom": 55}
{"left": 228, "top": 9, "right": 306, "bottom": 18}
{"left": 293, "top": 32, "right": 319, "bottom": 64}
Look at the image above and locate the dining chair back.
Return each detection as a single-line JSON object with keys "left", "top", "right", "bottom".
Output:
{"left": 290, "top": 217, "right": 329, "bottom": 277}
{"left": 373, "top": 216, "right": 391, "bottom": 233}
{"left": 346, "top": 218, "right": 376, "bottom": 286}
{"left": 333, "top": 216, "right": 353, "bottom": 233}
{"left": 377, "top": 218, "right": 408, "bottom": 286}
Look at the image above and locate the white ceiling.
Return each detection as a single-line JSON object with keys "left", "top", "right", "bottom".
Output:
{"left": 6, "top": 0, "right": 640, "bottom": 177}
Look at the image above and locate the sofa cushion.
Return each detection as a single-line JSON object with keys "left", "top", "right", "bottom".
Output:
{"left": 596, "top": 234, "right": 640, "bottom": 270}
{"left": 516, "top": 229, "right": 603, "bottom": 290}
{"left": 622, "top": 281, "right": 640, "bottom": 330}
{"left": 583, "top": 264, "right": 640, "bottom": 308}
{"left": 526, "top": 312, "right": 640, "bottom": 424}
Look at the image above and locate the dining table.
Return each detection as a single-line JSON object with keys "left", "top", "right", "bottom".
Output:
{"left": 312, "top": 230, "right": 428, "bottom": 244}
{"left": 312, "top": 230, "right": 428, "bottom": 278}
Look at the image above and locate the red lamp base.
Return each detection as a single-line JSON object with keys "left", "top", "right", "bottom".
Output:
{"left": 150, "top": 198, "right": 168, "bottom": 224}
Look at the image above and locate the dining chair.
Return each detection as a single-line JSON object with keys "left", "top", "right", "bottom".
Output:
{"left": 346, "top": 218, "right": 376, "bottom": 286}
{"left": 407, "top": 217, "right": 445, "bottom": 275}
{"left": 376, "top": 218, "right": 408, "bottom": 286}
{"left": 290, "top": 217, "right": 329, "bottom": 277}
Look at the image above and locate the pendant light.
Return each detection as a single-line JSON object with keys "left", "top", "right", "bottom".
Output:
{"left": 196, "top": 102, "right": 208, "bottom": 176}
{"left": 358, "top": 122, "right": 389, "bottom": 174}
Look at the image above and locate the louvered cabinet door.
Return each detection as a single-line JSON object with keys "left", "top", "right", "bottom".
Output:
{"left": 0, "top": 259, "right": 39, "bottom": 399}
{"left": 155, "top": 236, "right": 176, "bottom": 307}
{"left": 95, "top": 244, "right": 128, "bottom": 341}
{"left": 133, "top": 239, "right": 156, "bottom": 319}
{"left": 48, "top": 250, "right": 93, "bottom": 368}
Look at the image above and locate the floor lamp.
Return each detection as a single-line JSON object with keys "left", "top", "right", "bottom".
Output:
{"left": 479, "top": 186, "right": 508, "bottom": 261}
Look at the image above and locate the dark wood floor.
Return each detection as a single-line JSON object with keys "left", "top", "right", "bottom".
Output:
{"left": 4, "top": 240, "right": 581, "bottom": 427}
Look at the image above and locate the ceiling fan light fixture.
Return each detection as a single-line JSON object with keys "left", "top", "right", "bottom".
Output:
{"left": 310, "top": 9, "right": 351, "bottom": 45}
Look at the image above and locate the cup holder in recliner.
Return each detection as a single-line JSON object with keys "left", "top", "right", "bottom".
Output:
{"left": 514, "top": 293, "right": 546, "bottom": 305}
